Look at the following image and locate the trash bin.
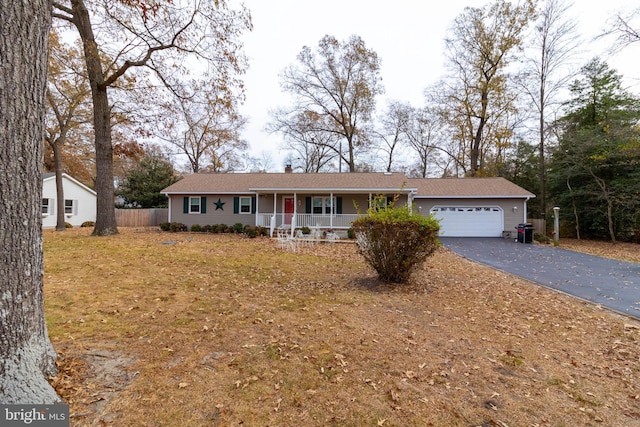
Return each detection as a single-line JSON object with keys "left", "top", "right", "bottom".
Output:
{"left": 516, "top": 223, "right": 534, "bottom": 243}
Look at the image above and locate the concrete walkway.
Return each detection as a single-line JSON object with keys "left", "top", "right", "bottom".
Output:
{"left": 440, "top": 237, "right": 640, "bottom": 320}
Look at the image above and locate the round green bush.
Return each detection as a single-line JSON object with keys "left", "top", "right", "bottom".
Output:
{"left": 351, "top": 196, "right": 440, "bottom": 283}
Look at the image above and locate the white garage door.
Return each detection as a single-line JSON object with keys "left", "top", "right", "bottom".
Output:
{"left": 430, "top": 206, "right": 503, "bottom": 237}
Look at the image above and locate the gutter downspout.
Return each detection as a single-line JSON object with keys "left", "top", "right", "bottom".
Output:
{"left": 167, "top": 196, "right": 172, "bottom": 223}
{"left": 255, "top": 192, "right": 259, "bottom": 227}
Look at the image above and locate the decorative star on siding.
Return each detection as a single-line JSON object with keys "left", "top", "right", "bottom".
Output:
{"left": 214, "top": 198, "right": 225, "bottom": 211}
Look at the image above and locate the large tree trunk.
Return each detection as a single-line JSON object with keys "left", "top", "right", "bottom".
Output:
{"left": 539, "top": 83, "right": 547, "bottom": 221}
{"left": 53, "top": 143, "right": 67, "bottom": 231}
{"left": 0, "top": 0, "right": 61, "bottom": 403}
{"left": 470, "top": 89, "right": 489, "bottom": 177}
{"left": 71, "top": 0, "right": 118, "bottom": 236}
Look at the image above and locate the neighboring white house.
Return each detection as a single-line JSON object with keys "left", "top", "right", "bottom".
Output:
{"left": 42, "top": 173, "right": 97, "bottom": 228}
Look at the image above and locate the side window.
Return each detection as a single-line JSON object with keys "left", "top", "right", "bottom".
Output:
{"left": 324, "top": 197, "right": 335, "bottom": 214}
{"left": 189, "top": 197, "right": 201, "bottom": 213}
{"left": 42, "top": 198, "right": 50, "bottom": 215}
{"left": 240, "top": 197, "right": 251, "bottom": 213}
{"left": 64, "top": 199, "right": 76, "bottom": 215}
{"left": 313, "top": 197, "right": 323, "bottom": 214}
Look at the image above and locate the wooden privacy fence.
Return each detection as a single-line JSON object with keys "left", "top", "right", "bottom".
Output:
{"left": 528, "top": 219, "right": 546, "bottom": 234}
{"left": 115, "top": 208, "right": 168, "bottom": 227}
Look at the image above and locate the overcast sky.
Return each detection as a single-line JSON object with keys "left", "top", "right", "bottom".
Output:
{"left": 238, "top": 0, "right": 639, "bottom": 171}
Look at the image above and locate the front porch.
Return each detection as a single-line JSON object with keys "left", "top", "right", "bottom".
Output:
{"left": 257, "top": 213, "right": 361, "bottom": 237}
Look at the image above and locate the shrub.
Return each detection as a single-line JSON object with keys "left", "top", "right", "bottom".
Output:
{"left": 64, "top": 222, "right": 73, "bottom": 229}
{"left": 232, "top": 222, "right": 244, "bottom": 233}
{"left": 81, "top": 221, "right": 95, "bottom": 228}
{"left": 351, "top": 195, "right": 440, "bottom": 284}
{"left": 169, "top": 222, "right": 187, "bottom": 232}
{"left": 299, "top": 226, "right": 311, "bottom": 235}
{"left": 190, "top": 224, "right": 203, "bottom": 232}
{"left": 202, "top": 224, "right": 212, "bottom": 233}
{"left": 534, "top": 232, "right": 550, "bottom": 244}
{"left": 216, "top": 224, "right": 229, "bottom": 233}
{"left": 244, "top": 225, "right": 258, "bottom": 238}
{"left": 159, "top": 222, "right": 171, "bottom": 231}
{"left": 347, "top": 227, "right": 355, "bottom": 239}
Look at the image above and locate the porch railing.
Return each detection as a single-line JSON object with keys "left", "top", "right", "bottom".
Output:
{"left": 257, "top": 213, "right": 360, "bottom": 230}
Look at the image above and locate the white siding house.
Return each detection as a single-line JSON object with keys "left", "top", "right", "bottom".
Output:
{"left": 42, "top": 173, "right": 97, "bottom": 228}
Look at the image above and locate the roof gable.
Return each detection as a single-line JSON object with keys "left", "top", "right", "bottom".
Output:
{"left": 43, "top": 173, "right": 97, "bottom": 196}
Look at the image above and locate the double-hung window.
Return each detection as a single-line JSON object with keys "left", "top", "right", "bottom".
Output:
{"left": 64, "top": 199, "right": 77, "bottom": 215}
{"left": 239, "top": 196, "right": 251, "bottom": 214}
{"left": 189, "top": 197, "right": 201, "bottom": 214}
{"left": 312, "top": 197, "right": 336, "bottom": 214}
{"left": 183, "top": 196, "right": 206, "bottom": 214}
{"left": 42, "top": 198, "right": 51, "bottom": 215}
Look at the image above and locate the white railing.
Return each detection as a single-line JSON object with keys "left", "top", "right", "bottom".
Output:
{"left": 258, "top": 213, "right": 360, "bottom": 230}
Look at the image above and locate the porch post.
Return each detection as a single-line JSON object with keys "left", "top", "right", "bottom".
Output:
{"left": 255, "top": 192, "right": 259, "bottom": 226}
{"left": 271, "top": 192, "right": 277, "bottom": 234}
{"left": 330, "top": 192, "right": 334, "bottom": 229}
{"left": 291, "top": 193, "right": 297, "bottom": 237}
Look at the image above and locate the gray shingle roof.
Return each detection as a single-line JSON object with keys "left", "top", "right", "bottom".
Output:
{"left": 162, "top": 172, "right": 414, "bottom": 194}
{"left": 161, "top": 173, "right": 535, "bottom": 199}
{"left": 408, "top": 177, "right": 535, "bottom": 198}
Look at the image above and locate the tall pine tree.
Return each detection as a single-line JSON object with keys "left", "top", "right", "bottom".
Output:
{"left": 549, "top": 58, "right": 640, "bottom": 241}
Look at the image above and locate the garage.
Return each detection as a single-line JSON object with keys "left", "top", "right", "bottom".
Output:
{"left": 430, "top": 206, "right": 503, "bottom": 237}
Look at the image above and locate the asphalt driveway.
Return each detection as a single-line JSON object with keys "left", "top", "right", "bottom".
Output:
{"left": 440, "top": 237, "right": 640, "bottom": 320}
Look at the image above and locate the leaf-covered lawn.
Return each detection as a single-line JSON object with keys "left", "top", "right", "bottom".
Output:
{"left": 45, "top": 228, "right": 640, "bottom": 426}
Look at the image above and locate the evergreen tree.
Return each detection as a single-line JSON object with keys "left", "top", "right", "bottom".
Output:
{"left": 116, "top": 153, "right": 180, "bottom": 208}
{"left": 548, "top": 58, "right": 640, "bottom": 241}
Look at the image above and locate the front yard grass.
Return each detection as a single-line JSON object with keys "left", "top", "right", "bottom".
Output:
{"left": 44, "top": 228, "right": 640, "bottom": 426}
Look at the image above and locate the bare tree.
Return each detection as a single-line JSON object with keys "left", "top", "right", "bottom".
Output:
{"left": 276, "top": 35, "right": 384, "bottom": 172}
{"left": 404, "top": 105, "right": 451, "bottom": 178}
{"left": 521, "top": 0, "right": 580, "bottom": 219}
{"left": 158, "top": 80, "right": 248, "bottom": 173}
{"left": 269, "top": 108, "right": 341, "bottom": 172}
{"left": 247, "top": 150, "right": 275, "bottom": 173}
{"left": 607, "top": 7, "right": 640, "bottom": 47}
{"left": 374, "top": 101, "right": 411, "bottom": 172}
{"left": 443, "top": 0, "right": 536, "bottom": 176}
{"left": 52, "top": 0, "right": 251, "bottom": 235}
{"left": 45, "top": 31, "right": 93, "bottom": 231}
{"left": 0, "top": 0, "right": 61, "bottom": 403}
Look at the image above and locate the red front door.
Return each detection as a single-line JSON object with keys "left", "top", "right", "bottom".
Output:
{"left": 284, "top": 197, "right": 295, "bottom": 225}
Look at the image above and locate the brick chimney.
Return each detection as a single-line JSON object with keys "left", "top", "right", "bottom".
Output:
{"left": 284, "top": 164, "right": 293, "bottom": 173}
